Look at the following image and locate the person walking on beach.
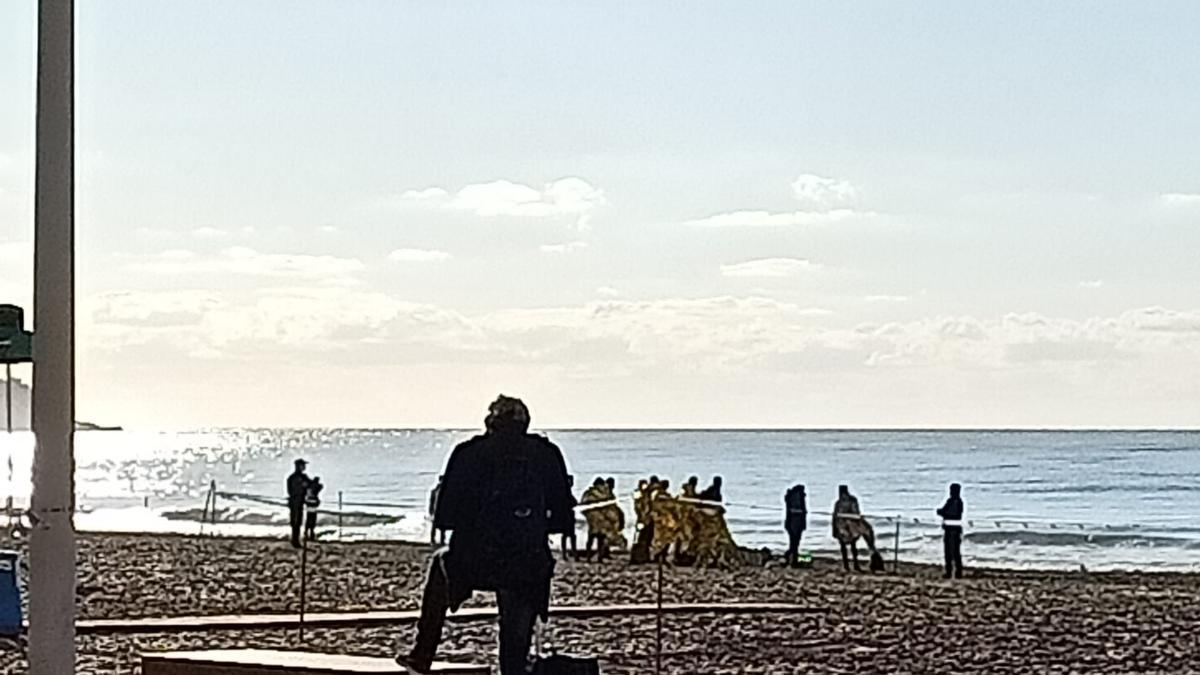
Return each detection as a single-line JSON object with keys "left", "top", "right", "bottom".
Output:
{"left": 784, "top": 484, "right": 807, "bottom": 568}
{"left": 395, "top": 395, "right": 575, "bottom": 675}
{"left": 303, "top": 476, "right": 324, "bottom": 542}
{"left": 286, "top": 459, "right": 310, "bottom": 549}
{"left": 937, "top": 483, "right": 965, "bottom": 579}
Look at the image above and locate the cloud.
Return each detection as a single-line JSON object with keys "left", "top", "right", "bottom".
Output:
{"left": 388, "top": 248, "right": 452, "bottom": 262}
{"left": 539, "top": 241, "right": 588, "bottom": 254}
{"left": 865, "top": 294, "right": 910, "bottom": 303}
{"left": 683, "top": 173, "right": 875, "bottom": 228}
{"left": 1160, "top": 193, "right": 1200, "bottom": 207}
{"left": 317, "top": 225, "right": 340, "bottom": 234}
{"left": 683, "top": 209, "right": 865, "bottom": 228}
{"left": 791, "top": 174, "right": 857, "bottom": 209}
{"left": 720, "top": 257, "right": 822, "bottom": 278}
{"left": 596, "top": 286, "right": 621, "bottom": 298}
{"left": 192, "top": 227, "right": 229, "bottom": 239}
{"left": 127, "top": 247, "right": 365, "bottom": 282}
{"left": 1078, "top": 280, "right": 1104, "bottom": 289}
{"left": 398, "top": 177, "right": 605, "bottom": 228}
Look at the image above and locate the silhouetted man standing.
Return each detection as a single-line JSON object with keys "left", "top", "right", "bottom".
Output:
{"left": 396, "top": 396, "right": 574, "bottom": 675}
{"left": 784, "top": 484, "right": 807, "bottom": 567}
{"left": 937, "top": 483, "right": 965, "bottom": 579}
{"left": 286, "top": 458, "right": 309, "bottom": 549}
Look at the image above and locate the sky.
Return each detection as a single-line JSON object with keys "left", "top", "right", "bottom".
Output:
{"left": 2, "top": 1, "right": 1200, "bottom": 429}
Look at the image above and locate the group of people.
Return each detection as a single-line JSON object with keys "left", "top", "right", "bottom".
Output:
{"left": 782, "top": 481, "right": 966, "bottom": 579}
{"left": 314, "top": 394, "right": 968, "bottom": 673}
{"left": 284, "top": 458, "right": 325, "bottom": 548}
{"left": 626, "top": 474, "right": 742, "bottom": 568}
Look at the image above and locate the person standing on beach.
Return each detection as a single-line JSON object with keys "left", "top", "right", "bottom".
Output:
{"left": 699, "top": 476, "right": 723, "bottom": 503}
{"left": 304, "top": 476, "right": 324, "bottom": 542}
{"left": 428, "top": 476, "right": 446, "bottom": 545}
{"left": 833, "top": 484, "right": 870, "bottom": 572}
{"left": 561, "top": 475, "right": 579, "bottom": 559}
{"left": 396, "top": 395, "right": 574, "bottom": 675}
{"left": 286, "top": 459, "right": 310, "bottom": 549}
{"left": 784, "top": 484, "right": 807, "bottom": 567}
{"left": 937, "top": 483, "right": 965, "bottom": 579}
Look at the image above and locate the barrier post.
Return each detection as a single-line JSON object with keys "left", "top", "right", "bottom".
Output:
{"left": 655, "top": 557, "right": 663, "bottom": 675}
{"left": 893, "top": 520, "right": 900, "bottom": 573}
{"left": 208, "top": 480, "right": 218, "bottom": 534}
{"left": 298, "top": 545, "right": 306, "bottom": 642}
{"left": 337, "top": 491, "right": 343, "bottom": 540}
{"left": 198, "top": 486, "right": 212, "bottom": 537}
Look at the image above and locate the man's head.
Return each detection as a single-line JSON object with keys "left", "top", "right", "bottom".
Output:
{"left": 950, "top": 483, "right": 961, "bottom": 498}
{"left": 712, "top": 476, "right": 722, "bottom": 487}
{"left": 687, "top": 476, "right": 698, "bottom": 487}
{"left": 606, "top": 477, "right": 615, "bottom": 489}
{"left": 484, "top": 395, "right": 531, "bottom": 434}
{"left": 593, "top": 477, "right": 605, "bottom": 488}
{"left": 838, "top": 484, "right": 849, "bottom": 497}
{"left": 294, "top": 458, "right": 307, "bottom": 471}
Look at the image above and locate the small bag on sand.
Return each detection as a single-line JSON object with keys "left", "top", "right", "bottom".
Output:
{"left": 533, "top": 619, "right": 600, "bottom": 675}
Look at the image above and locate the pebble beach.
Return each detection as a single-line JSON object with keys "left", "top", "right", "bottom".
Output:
{"left": 2, "top": 532, "right": 1199, "bottom": 673}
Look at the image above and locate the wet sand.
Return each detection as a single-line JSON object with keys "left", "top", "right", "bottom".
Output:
{"left": 2, "top": 532, "right": 1199, "bottom": 673}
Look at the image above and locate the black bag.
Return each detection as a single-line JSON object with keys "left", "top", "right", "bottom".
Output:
{"left": 534, "top": 654, "right": 601, "bottom": 675}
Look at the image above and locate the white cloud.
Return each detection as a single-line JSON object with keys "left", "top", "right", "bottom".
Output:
{"left": 865, "top": 294, "right": 910, "bottom": 303}
{"left": 397, "top": 177, "right": 605, "bottom": 228}
{"left": 1078, "top": 280, "right": 1104, "bottom": 289}
{"left": 317, "top": 225, "right": 340, "bottom": 235}
{"left": 683, "top": 208, "right": 867, "bottom": 228}
{"left": 388, "top": 248, "right": 452, "bottom": 262}
{"left": 192, "top": 227, "right": 229, "bottom": 239}
{"left": 1160, "top": 193, "right": 1200, "bottom": 207}
{"left": 720, "top": 257, "right": 822, "bottom": 278}
{"left": 127, "top": 247, "right": 365, "bottom": 282}
{"left": 791, "top": 174, "right": 857, "bottom": 209}
{"left": 596, "top": 286, "right": 621, "bottom": 298}
{"left": 539, "top": 241, "right": 588, "bottom": 254}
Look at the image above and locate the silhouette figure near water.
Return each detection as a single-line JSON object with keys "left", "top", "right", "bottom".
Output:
{"left": 285, "top": 458, "right": 309, "bottom": 549}
{"left": 937, "top": 483, "right": 965, "bottom": 579}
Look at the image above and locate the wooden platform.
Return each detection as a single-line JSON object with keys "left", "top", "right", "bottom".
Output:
{"left": 79, "top": 602, "right": 823, "bottom": 635}
{"left": 142, "top": 649, "right": 488, "bottom": 674}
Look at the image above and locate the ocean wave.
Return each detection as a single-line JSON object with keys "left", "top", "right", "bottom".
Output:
{"left": 966, "top": 529, "right": 1199, "bottom": 549}
{"left": 159, "top": 506, "right": 401, "bottom": 528}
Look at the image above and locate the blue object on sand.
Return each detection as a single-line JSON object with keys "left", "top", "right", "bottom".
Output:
{"left": 0, "top": 550, "right": 21, "bottom": 636}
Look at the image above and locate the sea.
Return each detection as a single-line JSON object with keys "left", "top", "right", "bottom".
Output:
{"left": 1, "top": 429, "right": 1198, "bottom": 572}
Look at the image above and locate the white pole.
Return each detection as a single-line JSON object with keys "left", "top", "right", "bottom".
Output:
{"left": 30, "top": 0, "right": 76, "bottom": 673}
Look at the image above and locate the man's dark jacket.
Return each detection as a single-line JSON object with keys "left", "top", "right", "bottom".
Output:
{"left": 434, "top": 431, "right": 573, "bottom": 605}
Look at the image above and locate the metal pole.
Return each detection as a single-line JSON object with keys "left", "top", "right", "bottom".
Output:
{"left": 4, "top": 365, "right": 11, "bottom": 525}
{"left": 30, "top": 0, "right": 76, "bottom": 672}
{"left": 298, "top": 541, "right": 308, "bottom": 644}
{"left": 893, "top": 520, "right": 900, "bottom": 573}
{"left": 337, "top": 490, "right": 343, "bottom": 540}
{"left": 655, "top": 557, "right": 663, "bottom": 675}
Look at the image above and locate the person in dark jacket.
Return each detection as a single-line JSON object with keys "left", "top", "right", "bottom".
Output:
{"left": 396, "top": 395, "right": 574, "bottom": 675}
{"left": 784, "top": 484, "right": 807, "bottom": 568}
{"left": 698, "top": 476, "right": 723, "bottom": 503}
{"left": 303, "top": 476, "right": 324, "bottom": 542}
{"left": 285, "top": 459, "right": 309, "bottom": 549}
{"left": 428, "top": 475, "right": 445, "bottom": 545}
{"left": 937, "top": 483, "right": 965, "bottom": 579}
